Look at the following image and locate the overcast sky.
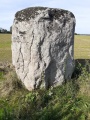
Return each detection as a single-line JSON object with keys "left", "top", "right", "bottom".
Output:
{"left": 0, "top": 0, "right": 90, "bottom": 34}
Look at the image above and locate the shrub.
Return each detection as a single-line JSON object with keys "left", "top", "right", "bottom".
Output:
{"left": 0, "top": 61, "right": 90, "bottom": 120}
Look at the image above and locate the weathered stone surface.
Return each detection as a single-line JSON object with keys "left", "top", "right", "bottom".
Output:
{"left": 12, "top": 7, "right": 75, "bottom": 90}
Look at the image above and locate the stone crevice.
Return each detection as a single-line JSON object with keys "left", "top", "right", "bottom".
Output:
{"left": 29, "top": 29, "right": 34, "bottom": 62}
{"left": 19, "top": 43, "right": 24, "bottom": 72}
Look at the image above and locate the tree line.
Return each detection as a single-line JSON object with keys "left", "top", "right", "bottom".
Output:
{"left": 0, "top": 26, "right": 12, "bottom": 34}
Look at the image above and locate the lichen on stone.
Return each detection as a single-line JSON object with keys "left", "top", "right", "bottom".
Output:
{"left": 15, "top": 7, "right": 75, "bottom": 22}
{"left": 15, "top": 7, "right": 47, "bottom": 21}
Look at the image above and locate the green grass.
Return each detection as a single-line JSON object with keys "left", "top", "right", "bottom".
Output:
{"left": 0, "top": 34, "right": 90, "bottom": 120}
{"left": 0, "top": 64, "right": 90, "bottom": 120}
{"left": 0, "top": 71, "right": 5, "bottom": 82}
{"left": 0, "top": 34, "right": 11, "bottom": 62}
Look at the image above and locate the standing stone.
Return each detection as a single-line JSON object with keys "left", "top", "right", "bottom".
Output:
{"left": 12, "top": 7, "right": 75, "bottom": 91}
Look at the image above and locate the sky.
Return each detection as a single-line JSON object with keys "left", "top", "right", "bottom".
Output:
{"left": 0, "top": 0, "right": 90, "bottom": 34}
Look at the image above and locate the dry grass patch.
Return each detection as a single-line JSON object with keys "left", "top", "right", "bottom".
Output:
{"left": 74, "top": 35, "right": 90, "bottom": 59}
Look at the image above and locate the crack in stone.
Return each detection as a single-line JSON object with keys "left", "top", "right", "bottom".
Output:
{"left": 16, "top": 43, "right": 24, "bottom": 72}
{"left": 29, "top": 29, "right": 34, "bottom": 62}
{"left": 20, "top": 43, "right": 24, "bottom": 72}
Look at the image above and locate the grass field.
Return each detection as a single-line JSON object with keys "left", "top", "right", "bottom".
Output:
{"left": 74, "top": 35, "right": 90, "bottom": 59}
{"left": 0, "top": 33, "right": 90, "bottom": 119}
{"left": 0, "top": 34, "right": 11, "bottom": 62}
{"left": 0, "top": 34, "right": 90, "bottom": 62}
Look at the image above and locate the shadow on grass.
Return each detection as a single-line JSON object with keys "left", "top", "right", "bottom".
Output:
{"left": 72, "top": 59, "right": 90, "bottom": 78}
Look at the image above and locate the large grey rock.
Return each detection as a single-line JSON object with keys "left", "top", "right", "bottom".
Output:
{"left": 12, "top": 7, "right": 75, "bottom": 91}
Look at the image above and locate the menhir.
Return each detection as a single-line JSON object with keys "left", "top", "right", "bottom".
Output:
{"left": 12, "top": 7, "right": 76, "bottom": 91}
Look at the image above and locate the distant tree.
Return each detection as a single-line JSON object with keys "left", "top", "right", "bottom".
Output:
{"left": 75, "top": 33, "right": 78, "bottom": 35}
{"left": 0, "top": 28, "right": 7, "bottom": 33}
{"left": 4, "top": 29, "right": 7, "bottom": 33}
{"left": 10, "top": 26, "right": 12, "bottom": 33}
{"left": 0, "top": 28, "right": 3, "bottom": 33}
